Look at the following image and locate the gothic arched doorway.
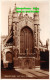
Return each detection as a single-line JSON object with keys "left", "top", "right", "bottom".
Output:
{"left": 6, "top": 51, "right": 13, "bottom": 63}
{"left": 20, "top": 26, "right": 33, "bottom": 54}
{"left": 6, "top": 51, "right": 13, "bottom": 69}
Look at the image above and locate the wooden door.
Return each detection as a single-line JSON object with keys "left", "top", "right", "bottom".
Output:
{"left": 6, "top": 52, "right": 13, "bottom": 63}
{"left": 20, "top": 27, "right": 33, "bottom": 54}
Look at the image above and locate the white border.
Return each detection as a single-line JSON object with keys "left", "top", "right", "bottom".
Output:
{"left": 0, "top": 0, "right": 50, "bottom": 80}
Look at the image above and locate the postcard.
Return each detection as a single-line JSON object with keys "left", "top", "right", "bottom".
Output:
{"left": 1, "top": 0, "right": 50, "bottom": 79}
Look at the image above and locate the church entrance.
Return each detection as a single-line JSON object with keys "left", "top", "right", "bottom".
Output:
{"left": 6, "top": 51, "right": 13, "bottom": 69}
{"left": 20, "top": 26, "right": 33, "bottom": 54}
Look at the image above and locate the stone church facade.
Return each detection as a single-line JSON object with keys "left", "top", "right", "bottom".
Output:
{"left": 1, "top": 4, "right": 48, "bottom": 69}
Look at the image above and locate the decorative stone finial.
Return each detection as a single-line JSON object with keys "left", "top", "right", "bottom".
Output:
{"left": 26, "top": 11, "right": 27, "bottom": 15}
{"left": 46, "top": 39, "right": 49, "bottom": 46}
{"left": 15, "top": 3, "right": 16, "bottom": 8}
{"left": 20, "top": 9, "right": 23, "bottom": 16}
{"left": 9, "top": 8, "right": 11, "bottom": 14}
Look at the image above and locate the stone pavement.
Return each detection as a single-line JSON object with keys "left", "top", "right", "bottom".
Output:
{"left": 15, "top": 67, "right": 49, "bottom": 79}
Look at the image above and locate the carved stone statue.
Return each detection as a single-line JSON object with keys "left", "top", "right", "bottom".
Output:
{"left": 14, "top": 49, "right": 19, "bottom": 57}
{"left": 26, "top": 48, "right": 28, "bottom": 56}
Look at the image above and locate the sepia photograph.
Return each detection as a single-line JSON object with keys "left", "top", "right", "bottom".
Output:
{"left": 1, "top": 0, "right": 50, "bottom": 79}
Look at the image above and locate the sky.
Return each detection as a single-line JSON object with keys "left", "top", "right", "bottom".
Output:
{"left": 1, "top": 0, "right": 50, "bottom": 49}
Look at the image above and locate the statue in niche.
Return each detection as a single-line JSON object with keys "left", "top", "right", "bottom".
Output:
{"left": 14, "top": 49, "right": 19, "bottom": 57}
{"left": 25, "top": 48, "right": 28, "bottom": 56}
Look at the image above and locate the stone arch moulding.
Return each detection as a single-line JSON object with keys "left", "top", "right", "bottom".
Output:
{"left": 20, "top": 26, "right": 33, "bottom": 34}
{"left": 6, "top": 51, "right": 13, "bottom": 63}
{"left": 17, "top": 19, "right": 34, "bottom": 32}
{"left": 4, "top": 48, "right": 12, "bottom": 54}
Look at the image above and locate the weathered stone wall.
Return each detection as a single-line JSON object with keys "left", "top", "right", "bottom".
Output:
{"left": 13, "top": 57, "right": 35, "bottom": 69}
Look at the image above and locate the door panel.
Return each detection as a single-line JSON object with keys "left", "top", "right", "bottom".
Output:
{"left": 6, "top": 52, "right": 12, "bottom": 63}
{"left": 20, "top": 27, "right": 33, "bottom": 54}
